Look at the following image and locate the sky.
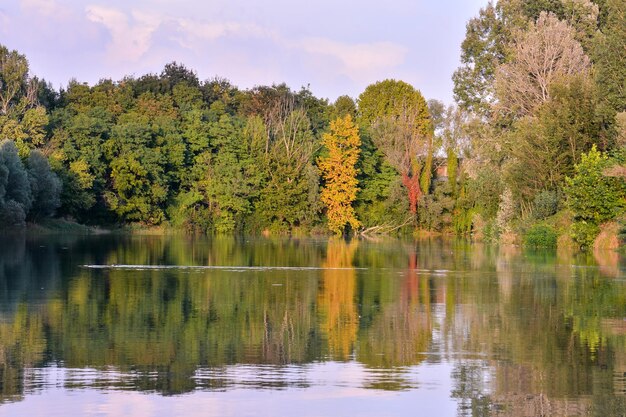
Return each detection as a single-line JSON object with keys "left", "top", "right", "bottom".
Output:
{"left": 0, "top": 0, "right": 488, "bottom": 104}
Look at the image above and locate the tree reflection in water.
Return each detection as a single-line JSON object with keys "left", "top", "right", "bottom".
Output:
{"left": 0, "top": 233, "right": 624, "bottom": 415}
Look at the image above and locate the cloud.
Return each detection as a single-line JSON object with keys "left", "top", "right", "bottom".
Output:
{"left": 20, "top": 0, "right": 67, "bottom": 18}
{"left": 0, "top": 10, "right": 8, "bottom": 33}
{"left": 173, "top": 19, "right": 275, "bottom": 43}
{"left": 85, "top": 5, "right": 162, "bottom": 62}
{"left": 79, "top": 4, "right": 408, "bottom": 98}
{"left": 85, "top": 5, "right": 279, "bottom": 64}
{"left": 297, "top": 38, "right": 407, "bottom": 82}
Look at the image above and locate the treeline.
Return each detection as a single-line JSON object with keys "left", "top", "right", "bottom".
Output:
{"left": 0, "top": 0, "right": 625, "bottom": 247}
{"left": 0, "top": 47, "right": 435, "bottom": 235}
{"left": 448, "top": 0, "right": 626, "bottom": 248}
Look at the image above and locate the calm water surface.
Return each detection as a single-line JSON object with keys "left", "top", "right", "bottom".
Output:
{"left": 0, "top": 233, "right": 624, "bottom": 416}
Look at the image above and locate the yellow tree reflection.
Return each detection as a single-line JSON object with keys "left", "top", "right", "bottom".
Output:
{"left": 318, "top": 238, "right": 359, "bottom": 361}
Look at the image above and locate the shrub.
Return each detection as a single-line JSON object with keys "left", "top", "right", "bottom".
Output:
{"left": 0, "top": 200, "right": 27, "bottom": 226}
{"left": 533, "top": 190, "right": 558, "bottom": 219}
{"left": 570, "top": 220, "right": 601, "bottom": 249}
{"left": 565, "top": 145, "right": 626, "bottom": 248}
{"left": 524, "top": 224, "right": 558, "bottom": 248}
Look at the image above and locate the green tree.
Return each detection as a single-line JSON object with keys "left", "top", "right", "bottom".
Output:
{"left": 446, "top": 147, "right": 459, "bottom": 197}
{"left": 358, "top": 80, "right": 433, "bottom": 214}
{"left": 0, "top": 140, "right": 32, "bottom": 225}
{"left": 0, "top": 45, "right": 30, "bottom": 115}
{"left": 255, "top": 107, "right": 319, "bottom": 231}
{"left": 191, "top": 111, "right": 259, "bottom": 233}
{"left": 592, "top": 0, "right": 626, "bottom": 144}
{"left": 103, "top": 94, "right": 181, "bottom": 224}
{"left": 201, "top": 77, "right": 241, "bottom": 113}
{"left": 26, "top": 150, "right": 61, "bottom": 219}
{"left": 329, "top": 95, "right": 357, "bottom": 121}
{"left": 504, "top": 75, "right": 599, "bottom": 200}
{"left": 565, "top": 145, "right": 626, "bottom": 248}
{"left": 0, "top": 44, "right": 50, "bottom": 157}
{"left": 453, "top": 0, "right": 598, "bottom": 117}
{"left": 452, "top": 2, "right": 509, "bottom": 116}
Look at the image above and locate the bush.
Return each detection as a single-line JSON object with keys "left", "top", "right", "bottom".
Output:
{"left": 533, "top": 190, "right": 558, "bottom": 219}
{"left": 524, "top": 224, "right": 558, "bottom": 248}
{"left": 565, "top": 145, "right": 626, "bottom": 248}
{"left": 570, "top": 220, "right": 601, "bottom": 249}
{"left": 0, "top": 199, "right": 27, "bottom": 226}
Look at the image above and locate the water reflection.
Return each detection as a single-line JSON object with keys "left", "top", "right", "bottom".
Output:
{"left": 0, "top": 233, "right": 624, "bottom": 416}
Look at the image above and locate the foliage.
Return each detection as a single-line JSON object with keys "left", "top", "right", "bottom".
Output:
{"left": 452, "top": 2, "right": 508, "bottom": 116}
{"left": 0, "top": 45, "right": 30, "bottom": 115}
{"left": 592, "top": 0, "right": 626, "bottom": 116}
{"left": 504, "top": 75, "right": 599, "bottom": 200}
{"left": 453, "top": 178, "right": 475, "bottom": 235}
{"left": 570, "top": 220, "right": 601, "bottom": 249}
{"left": 354, "top": 136, "right": 407, "bottom": 230}
{"left": 418, "top": 181, "right": 455, "bottom": 231}
{"left": 446, "top": 148, "right": 458, "bottom": 196}
{"left": 256, "top": 108, "right": 319, "bottom": 231}
{"left": 449, "top": 0, "right": 622, "bottom": 247}
{"left": 420, "top": 148, "right": 433, "bottom": 194}
{"left": 26, "top": 150, "right": 61, "bottom": 219}
{"left": 466, "top": 167, "right": 502, "bottom": 219}
{"left": 496, "top": 188, "right": 516, "bottom": 236}
{"left": 358, "top": 79, "right": 434, "bottom": 214}
{"left": 565, "top": 145, "right": 626, "bottom": 248}
{"left": 524, "top": 223, "right": 558, "bottom": 248}
{"left": 318, "top": 115, "right": 361, "bottom": 235}
{"left": 495, "top": 12, "right": 591, "bottom": 118}
{"left": 533, "top": 190, "right": 559, "bottom": 220}
{"left": 0, "top": 139, "right": 32, "bottom": 225}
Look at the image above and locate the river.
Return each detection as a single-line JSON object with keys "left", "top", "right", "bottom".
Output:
{"left": 0, "top": 233, "right": 624, "bottom": 416}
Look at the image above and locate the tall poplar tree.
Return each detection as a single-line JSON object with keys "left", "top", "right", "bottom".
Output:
{"left": 318, "top": 115, "right": 361, "bottom": 235}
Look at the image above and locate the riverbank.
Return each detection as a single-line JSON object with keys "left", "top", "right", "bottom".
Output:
{"left": 23, "top": 219, "right": 110, "bottom": 234}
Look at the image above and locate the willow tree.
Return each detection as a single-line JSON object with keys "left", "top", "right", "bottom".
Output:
{"left": 0, "top": 139, "right": 32, "bottom": 225}
{"left": 318, "top": 115, "right": 361, "bottom": 234}
{"left": 358, "top": 80, "right": 433, "bottom": 214}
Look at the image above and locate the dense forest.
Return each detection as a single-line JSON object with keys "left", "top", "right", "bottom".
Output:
{"left": 0, "top": 0, "right": 624, "bottom": 249}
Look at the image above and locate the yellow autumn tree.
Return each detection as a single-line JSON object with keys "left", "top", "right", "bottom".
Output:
{"left": 318, "top": 115, "right": 361, "bottom": 234}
